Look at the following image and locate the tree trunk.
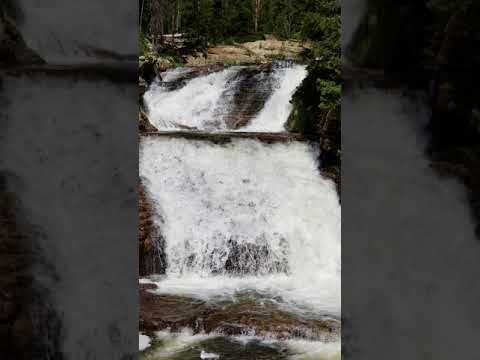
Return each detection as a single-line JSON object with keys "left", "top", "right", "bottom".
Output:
{"left": 287, "top": 0, "right": 292, "bottom": 37}
{"left": 193, "top": 0, "right": 200, "bottom": 37}
{"left": 253, "top": 0, "right": 260, "bottom": 33}
{"left": 150, "top": 0, "right": 165, "bottom": 48}
{"left": 176, "top": 0, "right": 181, "bottom": 33}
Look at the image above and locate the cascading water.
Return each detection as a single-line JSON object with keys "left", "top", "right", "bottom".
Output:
{"left": 143, "top": 61, "right": 308, "bottom": 132}
{"left": 140, "top": 63, "right": 341, "bottom": 359}
{"left": 140, "top": 138, "right": 341, "bottom": 315}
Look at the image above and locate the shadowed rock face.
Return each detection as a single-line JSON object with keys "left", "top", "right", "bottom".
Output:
{"left": 140, "top": 284, "right": 339, "bottom": 342}
{"left": 220, "top": 64, "right": 276, "bottom": 129}
{"left": 139, "top": 183, "right": 166, "bottom": 276}
{"left": 223, "top": 238, "right": 289, "bottom": 275}
{"left": 139, "top": 111, "right": 158, "bottom": 133}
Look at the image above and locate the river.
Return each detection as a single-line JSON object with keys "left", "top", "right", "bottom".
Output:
{"left": 139, "top": 62, "right": 341, "bottom": 359}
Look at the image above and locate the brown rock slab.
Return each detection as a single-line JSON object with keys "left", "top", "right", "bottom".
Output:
{"left": 139, "top": 288, "right": 339, "bottom": 342}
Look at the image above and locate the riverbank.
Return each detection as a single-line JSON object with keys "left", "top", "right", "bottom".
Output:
{"left": 139, "top": 37, "right": 309, "bottom": 86}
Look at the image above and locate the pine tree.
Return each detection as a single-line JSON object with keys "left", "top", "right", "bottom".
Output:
{"left": 150, "top": 0, "right": 165, "bottom": 47}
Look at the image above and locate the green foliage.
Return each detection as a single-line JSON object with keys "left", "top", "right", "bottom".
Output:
{"left": 140, "top": 0, "right": 341, "bottom": 146}
{"left": 140, "top": 31, "right": 151, "bottom": 57}
{"left": 287, "top": 0, "right": 340, "bottom": 134}
{"left": 141, "top": 0, "right": 340, "bottom": 45}
{"left": 287, "top": 57, "right": 340, "bottom": 134}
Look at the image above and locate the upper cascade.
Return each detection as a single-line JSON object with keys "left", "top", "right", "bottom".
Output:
{"left": 143, "top": 61, "right": 307, "bottom": 133}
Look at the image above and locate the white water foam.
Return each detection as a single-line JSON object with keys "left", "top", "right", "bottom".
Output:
{"left": 144, "top": 67, "right": 241, "bottom": 130}
{"left": 143, "top": 64, "right": 307, "bottom": 132}
{"left": 160, "top": 67, "right": 195, "bottom": 82}
{"left": 139, "top": 333, "right": 151, "bottom": 352}
{"left": 140, "top": 137, "right": 340, "bottom": 316}
{"left": 286, "top": 339, "right": 340, "bottom": 360}
{"left": 145, "top": 328, "right": 340, "bottom": 360}
{"left": 244, "top": 64, "right": 308, "bottom": 132}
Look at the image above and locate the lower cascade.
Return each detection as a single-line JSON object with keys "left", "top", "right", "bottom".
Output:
{"left": 140, "top": 63, "right": 341, "bottom": 360}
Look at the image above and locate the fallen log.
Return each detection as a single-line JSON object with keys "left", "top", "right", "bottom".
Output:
{"left": 141, "top": 130, "right": 309, "bottom": 143}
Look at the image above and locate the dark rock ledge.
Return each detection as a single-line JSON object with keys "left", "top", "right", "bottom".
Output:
{"left": 140, "top": 283, "right": 340, "bottom": 343}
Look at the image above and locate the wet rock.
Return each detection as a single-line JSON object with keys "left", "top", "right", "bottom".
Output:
{"left": 203, "top": 297, "right": 339, "bottom": 342}
{"left": 221, "top": 64, "right": 276, "bottom": 129}
{"left": 140, "top": 283, "right": 158, "bottom": 291}
{"left": 139, "top": 111, "right": 158, "bottom": 133}
{"left": 139, "top": 77, "right": 148, "bottom": 100}
{"left": 139, "top": 56, "right": 173, "bottom": 84}
{"left": 224, "top": 238, "right": 288, "bottom": 275}
{"left": 139, "top": 182, "right": 166, "bottom": 276}
{"left": 140, "top": 292, "right": 209, "bottom": 333}
{"left": 139, "top": 60, "right": 157, "bottom": 84}
{"left": 139, "top": 290, "right": 339, "bottom": 342}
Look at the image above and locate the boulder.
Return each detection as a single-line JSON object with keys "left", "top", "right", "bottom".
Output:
{"left": 138, "top": 182, "right": 166, "bottom": 276}
{"left": 140, "top": 289, "right": 339, "bottom": 342}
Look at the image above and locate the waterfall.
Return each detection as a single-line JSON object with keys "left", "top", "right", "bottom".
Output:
{"left": 143, "top": 62, "right": 308, "bottom": 132}
{"left": 140, "top": 137, "right": 341, "bottom": 316}
{"left": 140, "top": 62, "right": 340, "bottom": 358}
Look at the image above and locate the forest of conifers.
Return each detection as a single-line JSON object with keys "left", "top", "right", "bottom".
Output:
{"left": 139, "top": 0, "right": 339, "bottom": 51}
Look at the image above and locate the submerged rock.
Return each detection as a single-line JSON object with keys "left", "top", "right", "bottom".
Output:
{"left": 139, "top": 111, "right": 158, "bottom": 133}
{"left": 221, "top": 64, "right": 276, "bottom": 129}
{"left": 139, "top": 289, "right": 339, "bottom": 342}
{"left": 223, "top": 238, "right": 289, "bottom": 275}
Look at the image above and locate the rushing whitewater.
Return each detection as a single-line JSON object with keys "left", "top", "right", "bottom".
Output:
{"left": 141, "top": 328, "right": 341, "bottom": 359}
{"left": 140, "top": 62, "right": 340, "bottom": 358}
{"left": 140, "top": 137, "right": 341, "bottom": 316}
{"left": 143, "top": 62, "right": 307, "bottom": 132}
